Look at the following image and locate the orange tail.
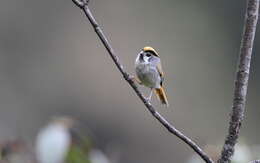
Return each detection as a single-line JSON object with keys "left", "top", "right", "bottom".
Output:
{"left": 155, "top": 87, "right": 169, "bottom": 107}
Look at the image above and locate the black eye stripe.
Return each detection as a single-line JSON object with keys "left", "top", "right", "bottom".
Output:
{"left": 139, "top": 53, "right": 144, "bottom": 61}
{"left": 145, "top": 52, "right": 152, "bottom": 57}
{"left": 144, "top": 50, "right": 159, "bottom": 57}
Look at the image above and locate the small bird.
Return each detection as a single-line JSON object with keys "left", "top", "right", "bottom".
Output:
{"left": 135, "top": 46, "right": 169, "bottom": 106}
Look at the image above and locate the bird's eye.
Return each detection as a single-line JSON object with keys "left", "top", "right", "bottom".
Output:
{"left": 146, "top": 53, "right": 151, "bottom": 57}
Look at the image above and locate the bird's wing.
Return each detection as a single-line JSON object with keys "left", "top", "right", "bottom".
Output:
{"left": 149, "top": 57, "right": 164, "bottom": 84}
{"left": 156, "top": 62, "right": 164, "bottom": 78}
{"left": 151, "top": 57, "right": 164, "bottom": 85}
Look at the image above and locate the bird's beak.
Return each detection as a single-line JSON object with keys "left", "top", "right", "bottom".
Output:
{"left": 138, "top": 51, "right": 144, "bottom": 61}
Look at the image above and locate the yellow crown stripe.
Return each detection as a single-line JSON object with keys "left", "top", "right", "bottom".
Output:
{"left": 142, "top": 46, "right": 159, "bottom": 57}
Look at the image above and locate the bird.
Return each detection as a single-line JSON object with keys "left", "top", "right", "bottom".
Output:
{"left": 135, "top": 46, "right": 169, "bottom": 106}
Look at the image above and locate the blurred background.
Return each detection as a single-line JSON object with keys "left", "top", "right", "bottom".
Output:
{"left": 0, "top": 0, "right": 259, "bottom": 162}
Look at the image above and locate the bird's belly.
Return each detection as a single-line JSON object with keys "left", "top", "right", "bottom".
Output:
{"left": 136, "top": 65, "right": 160, "bottom": 88}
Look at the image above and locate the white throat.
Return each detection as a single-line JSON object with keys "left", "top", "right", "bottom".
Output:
{"left": 135, "top": 53, "right": 150, "bottom": 66}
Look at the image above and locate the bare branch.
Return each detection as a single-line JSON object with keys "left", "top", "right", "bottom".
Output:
{"left": 218, "top": 0, "right": 259, "bottom": 162}
{"left": 71, "top": 1, "right": 213, "bottom": 163}
{"left": 71, "top": 0, "right": 88, "bottom": 8}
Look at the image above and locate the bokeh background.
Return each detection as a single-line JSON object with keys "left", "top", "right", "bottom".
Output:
{"left": 0, "top": 0, "right": 259, "bottom": 162}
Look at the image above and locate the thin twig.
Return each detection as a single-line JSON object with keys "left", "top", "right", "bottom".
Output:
{"left": 218, "top": 0, "right": 259, "bottom": 163}
{"left": 71, "top": 0, "right": 213, "bottom": 162}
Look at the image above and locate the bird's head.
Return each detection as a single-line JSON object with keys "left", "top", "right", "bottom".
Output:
{"left": 138, "top": 46, "right": 160, "bottom": 63}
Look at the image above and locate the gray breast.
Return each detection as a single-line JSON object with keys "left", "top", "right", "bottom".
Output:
{"left": 135, "top": 63, "right": 161, "bottom": 88}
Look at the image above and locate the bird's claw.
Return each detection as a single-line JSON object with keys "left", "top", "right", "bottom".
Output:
{"left": 129, "top": 75, "right": 142, "bottom": 85}
{"left": 144, "top": 97, "right": 152, "bottom": 104}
